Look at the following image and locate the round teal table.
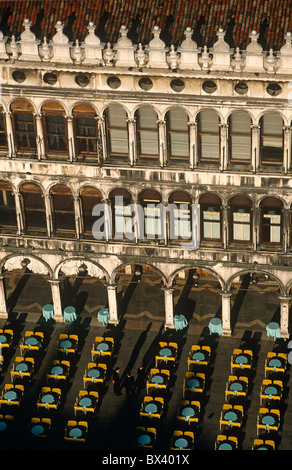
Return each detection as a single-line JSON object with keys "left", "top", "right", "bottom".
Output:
{"left": 42, "top": 393, "right": 55, "bottom": 404}
{"left": 16, "top": 362, "right": 29, "bottom": 372}
{"left": 262, "top": 414, "right": 275, "bottom": 429}
{"left": 69, "top": 427, "right": 82, "bottom": 440}
{"left": 60, "top": 340, "right": 72, "bottom": 352}
{"left": 268, "top": 358, "right": 282, "bottom": 369}
{"left": 159, "top": 347, "right": 172, "bottom": 360}
{"left": 192, "top": 351, "right": 205, "bottom": 362}
{"left": 182, "top": 406, "right": 195, "bottom": 422}
{"left": 266, "top": 322, "right": 281, "bottom": 339}
{"left": 209, "top": 318, "right": 223, "bottom": 335}
{"left": 0, "top": 421, "right": 7, "bottom": 432}
{"left": 25, "top": 336, "right": 40, "bottom": 347}
{"left": 145, "top": 403, "right": 157, "bottom": 416}
{"left": 4, "top": 390, "right": 17, "bottom": 403}
{"left": 97, "top": 308, "right": 109, "bottom": 325}
{"left": 63, "top": 306, "right": 77, "bottom": 323}
{"left": 138, "top": 434, "right": 151, "bottom": 446}
{"left": 187, "top": 378, "right": 200, "bottom": 390}
{"left": 218, "top": 442, "right": 233, "bottom": 450}
{"left": 51, "top": 365, "right": 63, "bottom": 377}
{"left": 174, "top": 314, "right": 188, "bottom": 331}
{"left": 97, "top": 342, "right": 109, "bottom": 354}
{"left": 151, "top": 375, "right": 164, "bottom": 387}
{"left": 31, "top": 424, "right": 44, "bottom": 436}
{"left": 224, "top": 411, "right": 238, "bottom": 424}
{"left": 175, "top": 437, "right": 188, "bottom": 449}
{"left": 0, "top": 334, "right": 7, "bottom": 344}
{"left": 88, "top": 368, "right": 100, "bottom": 380}
{"left": 230, "top": 382, "right": 243, "bottom": 394}
{"left": 43, "top": 304, "right": 54, "bottom": 321}
{"left": 79, "top": 397, "right": 92, "bottom": 409}
{"left": 264, "top": 386, "right": 278, "bottom": 398}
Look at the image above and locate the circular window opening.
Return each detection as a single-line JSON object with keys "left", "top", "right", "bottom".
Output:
{"left": 107, "top": 76, "right": 121, "bottom": 89}
{"left": 267, "top": 82, "right": 282, "bottom": 96}
{"left": 170, "top": 79, "right": 185, "bottom": 92}
{"left": 75, "top": 74, "right": 89, "bottom": 87}
{"left": 12, "top": 70, "right": 26, "bottom": 83}
{"left": 202, "top": 80, "right": 217, "bottom": 93}
{"left": 139, "top": 77, "right": 153, "bottom": 91}
{"left": 235, "top": 81, "right": 248, "bottom": 95}
{"left": 43, "top": 72, "right": 58, "bottom": 85}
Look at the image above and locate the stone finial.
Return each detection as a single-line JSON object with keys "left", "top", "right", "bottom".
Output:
{"left": 265, "top": 48, "right": 277, "bottom": 73}
{"left": 168, "top": 45, "right": 179, "bottom": 70}
{"left": 18, "top": 18, "right": 41, "bottom": 61}
{"left": 244, "top": 29, "right": 264, "bottom": 71}
{"left": 114, "top": 25, "right": 136, "bottom": 67}
{"left": 72, "top": 39, "right": 83, "bottom": 64}
{"left": 146, "top": 26, "right": 168, "bottom": 68}
{"left": 39, "top": 36, "right": 51, "bottom": 61}
{"left": 136, "top": 43, "right": 147, "bottom": 67}
{"left": 0, "top": 30, "right": 8, "bottom": 59}
{"left": 178, "top": 27, "right": 200, "bottom": 70}
{"left": 82, "top": 21, "right": 103, "bottom": 64}
{"left": 9, "top": 35, "right": 19, "bottom": 60}
{"left": 103, "top": 42, "right": 115, "bottom": 66}
{"left": 277, "top": 32, "right": 292, "bottom": 72}
{"left": 200, "top": 45, "right": 210, "bottom": 70}
{"left": 51, "top": 21, "right": 72, "bottom": 63}
{"left": 232, "top": 46, "right": 243, "bottom": 71}
{"left": 210, "top": 28, "right": 231, "bottom": 70}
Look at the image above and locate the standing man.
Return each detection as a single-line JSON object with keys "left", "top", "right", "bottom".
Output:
{"left": 112, "top": 367, "right": 122, "bottom": 395}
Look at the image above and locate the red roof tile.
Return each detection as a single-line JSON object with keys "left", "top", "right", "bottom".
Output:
{"left": 0, "top": 0, "right": 290, "bottom": 50}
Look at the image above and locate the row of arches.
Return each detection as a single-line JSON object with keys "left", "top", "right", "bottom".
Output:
{"left": 0, "top": 181, "right": 291, "bottom": 247}
{"left": 0, "top": 98, "right": 289, "bottom": 167}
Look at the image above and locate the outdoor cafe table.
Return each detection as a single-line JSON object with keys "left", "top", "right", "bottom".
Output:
{"left": 267, "top": 358, "right": 283, "bottom": 370}
{"left": 0, "top": 334, "right": 8, "bottom": 344}
{"left": 41, "top": 393, "right": 55, "bottom": 407}
{"left": 174, "top": 437, "right": 189, "bottom": 450}
{"left": 186, "top": 378, "right": 200, "bottom": 391}
{"left": 87, "top": 368, "right": 101, "bottom": 381}
{"left": 79, "top": 397, "right": 93, "bottom": 411}
{"left": 96, "top": 342, "right": 110, "bottom": 354}
{"left": 97, "top": 308, "right": 110, "bottom": 325}
{"left": 138, "top": 433, "right": 151, "bottom": 447}
{"left": 191, "top": 351, "right": 205, "bottom": 363}
{"left": 266, "top": 322, "right": 281, "bottom": 339}
{"left": 218, "top": 442, "right": 233, "bottom": 450}
{"left": 224, "top": 411, "right": 238, "bottom": 425}
{"left": 63, "top": 306, "right": 77, "bottom": 323}
{"left": 59, "top": 340, "right": 74, "bottom": 353}
{"left": 30, "top": 424, "right": 45, "bottom": 436}
{"left": 262, "top": 415, "right": 276, "bottom": 430}
{"left": 159, "top": 348, "right": 172, "bottom": 360}
{"left": 144, "top": 403, "right": 158, "bottom": 417}
{"left": 181, "top": 406, "right": 196, "bottom": 422}
{"left": 0, "top": 421, "right": 8, "bottom": 432}
{"left": 261, "top": 385, "right": 281, "bottom": 401}
{"left": 208, "top": 318, "right": 223, "bottom": 335}
{"left": 25, "top": 336, "right": 41, "bottom": 348}
{"left": 230, "top": 382, "right": 243, "bottom": 393}
{"left": 151, "top": 374, "right": 164, "bottom": 387}
{"left": 69, "top": 427, "right": 83, "bottom": 440}
{"left": 174, "top": 314, "right": 188, "bottom": 331}
{"left": 42, "top": 304, "right": 54, "bottom": 321}
{"left": 4, "top": 390, "right": 17, "bottom": 404}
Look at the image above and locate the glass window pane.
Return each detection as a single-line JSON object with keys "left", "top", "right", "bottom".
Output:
{"left": 107, "top": 105, "right": 127, "bottom": 128}
{"left": 169, "top": 134, "right": 189, "bottom": 157}
{"left": 200, "top": 135, "right": 219, "bottom": 159}
{"left": 109, "top": 129, "right": 128, "bottom": 154}
{"left": 199, "top": 110, "right": 219, "bottom": 133}
{"left": 168, "top": 109, "right": 188, "bottom": 131}
{"left": 137, "top": 107, "right": 157, "bottom": 130}
{"left": 139, "top": 132, "right": 159, "bottom": 155}
{"left": 230, "top": 112, "right": 251, "bottom": 134}
{"left": 231, "top": 135, "right": 251, "bottom": 160}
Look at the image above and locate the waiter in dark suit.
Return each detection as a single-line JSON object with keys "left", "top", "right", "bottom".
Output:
{"left": 112, "top": 367, "right": 122, "bottom": 395}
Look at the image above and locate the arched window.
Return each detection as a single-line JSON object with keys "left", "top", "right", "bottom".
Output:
{"left": 197, "top": 110, "right": 220, "bottom": 162}
{"left": 228, "top": 111, "right": 251, "bottom": 162}
{"left": 260, "top": 197, "right": 283, "bottom": 245}
{"left": 199, "top": 193, "right": 222, "bottom": 241}
{"left": 104, "top": 104, "right": 129, "bottom": 159}
{"left": 11, "top": 99, "right": 36, "bottom": 153}
{"left": 135, "top": 106, "right": 159, "bottom": 160}
{"left": 50, "top": 184, "right": 75, "bottom": 237}
{"left": 0, "top": 181, "right": 17, "bottom": 233}
{"left": 80, "top": 186, "right": 103, "bottom": 238}
{"left": 42, "top": 101, "right": 68, "bottom": 158}
{"left": 260, "top": 112, "right": 283, "bottom": 165}
{"left": 0, "top": 106, "right": 7, "bottom": 150}
{"left": 20, "top": 183, "right": 47, "bottom": 235}
{"left": 138, "top": 189, "right": 163, "bottom": 239}
{"left": 109, "top": 188, "right": 132, "bottom": 239}
{"left": 229, "top": 195, "right": 252, "bottom": 243}
{"left": 168, "top": 191, "right": 192, "bottom": 240}
{"left": 165, "top": 108, "right": 189, "bottom": 161}
{"left": 73, "top": 103, "right": 98, "bottom": 162}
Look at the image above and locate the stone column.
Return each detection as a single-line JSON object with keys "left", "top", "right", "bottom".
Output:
{"left": 44, "top": 194, "right": 53, "bottom": 237}
{"left": 221, "top": 290, "right": 232, "bottom": 336}
{"left": 164, "top": 287, "right": 174, "bottom": 329}
{"left": 157, "top": 120, "right": 166, "bottom": 167}
{"left": 278, "top": 295, "right": 290, "bottom": 338}
{"left": 33, "top": 112, "right": 46, "bottom": 159}
{"left": 219, "top": 123, "right": 228, "bottom": 170}
{"left": 74, "top": 195, "right": 82, "bottom": 239}
{"left": 127, "top": 118, "right": 137, "bottom": 166}
{"left": 66, "top": 115, "right": 76, "bottom": 162}
{"left": 48, "top": 279, "right": 63, "bottom": 322}
{"left": 188, "top": 121, "right": 198, "bottom": 169}
{"left": 222, "top": 204, "right": 229, "bottom": 249}
{"left": 251, "top": 124, "right": 260, "bottom": 172}
{"left": 283, "top": 125, "right": 291, "bottom": 174}
{"left": 4, "top": 111, "right": 16, "bottom": 158}
{"left": 0, "top": 275, "right": 8, "bottom": 318}
{"left": 13, "top": 191, "right": 24, "bottom": 234}
{"left": 106, "top": 283, "right": 119, "bottom": 324}
{"left": 97, "top": 117, "right": 107, "bottom": 162}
